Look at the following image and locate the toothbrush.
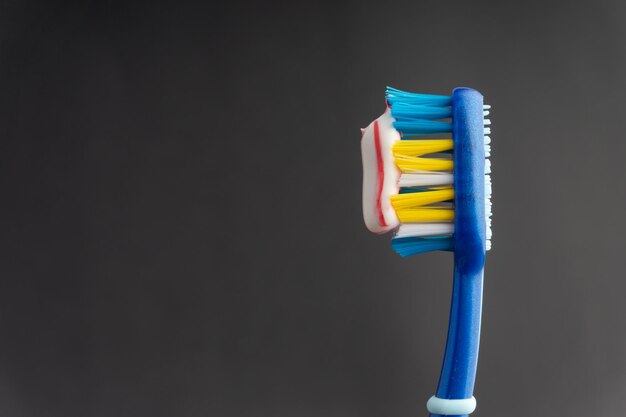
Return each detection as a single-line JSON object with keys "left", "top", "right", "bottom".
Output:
{"left": 361, "top": 87, "right": 491, "bottom": 416}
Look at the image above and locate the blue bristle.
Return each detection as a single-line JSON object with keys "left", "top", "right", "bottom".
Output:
{"left": 386, "top": 96, "right": 451, "bottom": 107}
{"left": 391, "top": 105, "right": 451, "bottom": 120}
{"left": 392, "top": 120, "right": 452, "bottom": 135}
{"left": 386, "top": 88, "right": 452, "bottom": 135}
{"left": 399, "top": 187, "right": 430, "bottom": 194}
{"left": 391, "top": 236, "right": 454, "bottom": 257}
{"left": 386, "top": 87, "right": 451, "bottom": 106}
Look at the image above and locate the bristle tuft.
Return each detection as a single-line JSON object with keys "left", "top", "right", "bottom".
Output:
{"left": 386, "top": 87, "right": 457, "bottom": 256}
{"left": 484, "top": 103, "right": 492, "bottom": 251}
{"left": 368, "top": 88, "right": 492, "bottom": 256}
{"left": 391, "top": 236, "right": 454, "bottom": 257}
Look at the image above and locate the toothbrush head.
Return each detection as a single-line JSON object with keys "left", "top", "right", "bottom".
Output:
{"left": 361, "top": 87, "right": 492, "bottom": 259}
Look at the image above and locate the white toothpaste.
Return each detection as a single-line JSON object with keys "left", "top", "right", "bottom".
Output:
{"left": 361, "top": 108, "right": 401, "bottom": 234}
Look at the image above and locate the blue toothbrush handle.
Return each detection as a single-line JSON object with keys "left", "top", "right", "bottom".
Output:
{"left": 429, "top": 264, "right": 483, "bottom": 417}
{"left": 426, "top": 87, "right": 486, "bottom": 417}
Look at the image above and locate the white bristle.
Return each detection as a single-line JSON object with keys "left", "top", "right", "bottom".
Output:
{"left": 483, "top": 110, "right": 490, "bottom": 116}
{"left": 395, "top": 223, "right": 454, "bottom": 239}
{"left": 483, "top": 105, "right": 491, "bottom": 109}
{"left": 399, "top": 172, "right": 454, "bottom": 187}
{"left": 484, "top": 103, "right": 492, "bottom": 251}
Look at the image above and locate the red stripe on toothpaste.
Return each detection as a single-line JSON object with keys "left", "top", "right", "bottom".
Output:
{"left": 373, "top": 120, "right": 387, "bottom": 227}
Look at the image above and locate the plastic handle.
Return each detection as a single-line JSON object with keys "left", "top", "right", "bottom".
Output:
{"left": 430, "top": 266, "right": 483, "bottom": 417}
{"left": 430, "top": 88, "right": 486, "bottom": 417}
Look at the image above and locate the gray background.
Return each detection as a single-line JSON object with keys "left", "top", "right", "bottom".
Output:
{"left": 1, "top": 1, "right": 625, "bottom": 416}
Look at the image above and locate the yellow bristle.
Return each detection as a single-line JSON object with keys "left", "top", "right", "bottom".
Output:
{"left": 392, "top": 139, "right": 453, "bottom": 172}
{"left": 394, "top": 156, "right": 453, "bottom": 172}
{"left": 392, "top": 139, "right": 453, "bottom": 156}
{"left": 396, "top": 208, "right": 455, "bottom": 223}
{"left": 391, "top": 139, "right": 456, "bottom": 224}
{"left": 390, "top": 188, "right": 454, "bottom": 210}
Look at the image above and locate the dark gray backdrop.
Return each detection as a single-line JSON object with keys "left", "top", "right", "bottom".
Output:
{"left": 2, "top": 1, "right": 625, "bottom": 416}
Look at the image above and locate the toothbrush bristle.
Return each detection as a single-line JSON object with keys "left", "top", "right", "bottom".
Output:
{"left": 484, "top": 104, "right": 492, "bottom": 251}
{"left": 385, "top": 87, "right": 492, "bottom": 256}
